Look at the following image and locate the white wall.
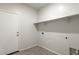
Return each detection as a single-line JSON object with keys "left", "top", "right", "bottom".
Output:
{"left": 0, "top": 12, "right": 19, "bottom": 54}
{"left": 0, "top": 3, "right": 40, "bottom": 52}
{"left": 37, "top": 3, "right": 79, "bottom": 55}
{"left": 37, "top": 15, "right": 79, "bottom": 55}
{"left": 1, "top": 3, "right": 79, "bottom": 55}
{"left": 38, "top": 3, "right": 79, "bottom": 22}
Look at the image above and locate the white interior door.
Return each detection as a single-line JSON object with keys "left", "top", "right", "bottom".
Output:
{"left": 0, "top": 11, "right": 18, "bottom": 55}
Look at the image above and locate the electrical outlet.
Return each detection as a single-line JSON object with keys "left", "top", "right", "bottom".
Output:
{"left": 76, "top": 50, "right": 78, "bottom": 55}
{"left": 70, "top": 48, "right": 78, "bottom": 55}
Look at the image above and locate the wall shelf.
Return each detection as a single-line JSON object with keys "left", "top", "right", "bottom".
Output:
{"left": 34, "top": 14, "right": 79, "bottom": 25}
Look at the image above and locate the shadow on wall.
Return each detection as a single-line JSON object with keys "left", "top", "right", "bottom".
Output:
{"left": 34, "top": 14, "right": 79, "bottom": 34}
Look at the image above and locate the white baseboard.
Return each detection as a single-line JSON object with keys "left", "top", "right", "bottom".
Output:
{"left": 38, "top": 45, "right": 61, "bottom": 55}
{"left": 19, "top": 44, "right": 37, "bottom": 51}
{"left": 19, "top": 44, "right": 61, "bottom": 55}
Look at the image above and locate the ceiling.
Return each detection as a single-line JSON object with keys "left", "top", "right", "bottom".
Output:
{"left": 26, "top": 3, "right": 50, "bottom": 10}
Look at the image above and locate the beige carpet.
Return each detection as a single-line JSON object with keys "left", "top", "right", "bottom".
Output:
{"left": 13, "top": 46, "right": 57, "bottom": 55}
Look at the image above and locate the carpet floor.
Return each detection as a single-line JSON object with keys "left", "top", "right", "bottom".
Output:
{"left": 13, "top": 46, "right": 57, "bottom": 55}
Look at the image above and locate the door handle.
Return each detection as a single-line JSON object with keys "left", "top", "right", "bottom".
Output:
{"left": 16, "top": 32, "right": 19, "bottom": 36}
{"left": 17, "top": 32, "right": 19, "bottom": 33}
{"left": 16, "top": 34, "right": 19, "bottom": 36}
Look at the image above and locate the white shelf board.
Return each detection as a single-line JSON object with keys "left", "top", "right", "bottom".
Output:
{"left": 34, "top": 14, "right": 79, "bottom": 24}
